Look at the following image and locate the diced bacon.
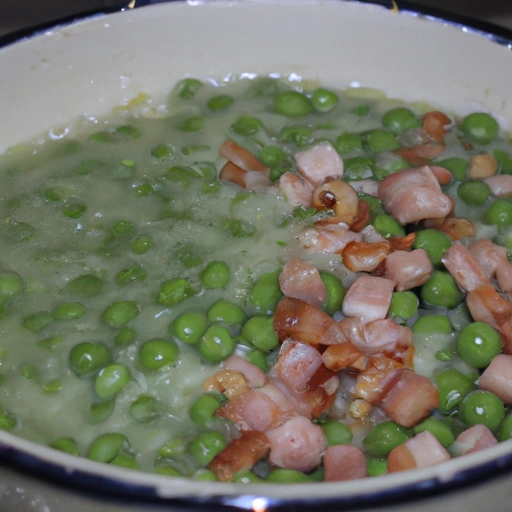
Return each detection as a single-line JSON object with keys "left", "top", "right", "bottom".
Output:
{"left": 224, "top": 355, "right": 267, "bottom": 389}
{"left": 342, "top": 241, "right": 390, "bottom": 273}
{"left": 433, "top": 217, "right": 476, "bottom": 241}
{"left": 300, "top": 224, "right": 362, "bottom": 253}
{"left": 219, "top": 161, "right": 247, "bottom": 188}
{"left": 274, "top": 297, "right": 346, "bottom": 346}
{"left": 354, "top": 355, "right": 404, "bottom": 402}
{"left": 216, "top": 388, "right": 292, "bottom": 432}
{"left": 384, "top": 249, "right": 433, "bottom": 291}
{"left": 323, "top": 445, "right": 367, "bottom": 481}
{"left": 219, "top": 140, "right": 269, "bottom": 173}
{"left": 483, "top": 175, "right": 512, "bottom": 198}
{"left": 342, "top": 275, "right": 395, "bottom": 323}
{"left": 465, "top": 285, "right": 512, "bottom": 330}
{"left": 322, "top": 342, "right": 368, "bottom": 371}
{"left": 208, "top": 431, "right": 270, "bottom": 482}
{"left": 278, "top": 259, "right": 327, "bottom": 309}
{"left": 468, "top": 153, "right": 498, "bottom": 179}
{"left": 469, "top": 239, "right": 507, "bottom": 280}
{"left": 295, "top": 142, "right": 343, "bottom": 185}
{"left": 378, "top": 166, "right": 452, "bottom": 225}
{"left": 394, "top": 143, "right": 446, "bottom": 166}
{"left": 451, "top": 425, "right": 498, "bottom": 457}
{"left": 296, "top": 366, "right": 340, "bottom": 417}
{"left": 361, "top": 225, "right": 387, "bottom": 244}
{"left": 422, "top": 111, "right": 452, "bottom": 144}
{"left": 274, "top": 340, "right": 323, "bottom": 393}
{"left": 377, "top": 369, "right": 439, "bottom": 428}
{"left": 349, "top": 179, "right": 379, "bottom": 197}
{"left": 479, "top": 354, "right": 512, "bottom": 404}
{"left": 203, "top": 369, "right": 249, "bottom": 399}
{"left": 349, "top": 200, "right": 371, "bottom": 232}
{"left": 442, "top": 243, "right": 490, "bottom": 292}
{"left": 388, "top": 431, "right": 450, "bottom": 473}
{"left": 496, "top": 264, "right": 512, "bottom": 294}
{"left": 388, "top": 233, "right": 416, "bottom": 252}
{"left": 430, "top": 166, "right": 452, "bottom": 185}
{"left": 266, "top": 416, "right": 326, "bottom": 472}
{"left": 244, "top": 170, "right": 271, "bottom": 192}
{"left": 278, "top": 172, "right": 314, "bottom": 207}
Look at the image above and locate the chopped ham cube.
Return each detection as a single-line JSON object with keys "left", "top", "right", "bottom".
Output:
{"left": 219, "top": 139, "right": 269, "bottom": 173}
{"left": 224, "top": 355, "right": 267, "bottom": 389}
{"left": 483, "top": 175, "right": 512, "bottom": 198}
{"left": 323, "top": 444, "right": 367, "bottom": 481}
{"left": 278, "top": 172, "right": 314, "bottom": 207}
{"left": 465, "top": 285, "right": 512, "bottom": 330}
{"left": 342, "top": 275, "right": 395, "bottom": 323}
{"left": 452, "top": 425, "right": 498, "bottom": 456}
{"left": 479, "top": 354, "right": 512, "bottom": 404}
{"left": 442, "top": 243, "right": 489, "bottom": 292}
{"left": 384, "top": 249, "right": 433, "bottom": 291}
{"left": 295, "top": 142, "right": 343, "bottom": 185}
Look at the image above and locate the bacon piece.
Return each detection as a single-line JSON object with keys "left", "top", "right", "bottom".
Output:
{"left": 203, "top": 369, "right": 249, "bottom": 399}
{"left": 384, "top": 249, "right": 432, "bottom": 291}
{"left": 219, "top": 161, "right": 247, "bottom": 188}
{"left": 483, "top": 175, "right": 512, "bottom": 198}
{"left": 323, "top": 445, "right": 367, "bottom": 481}
{"left": 278, "top": 172, "right": 314, "bottom": 207}
{"left": 465, "top": 285, "right": 512, "bottom": 330}
{"left": 208, "top": 431, "right": 270, "bottom": 482}
{"left": 266, "top": 416, "right": 326, "bottom": 472}
{"left": 295, "top": 142, "right": 344, "bottom": 185}
{"left": 479, "top": 354, "right": 512, "bottom": 403}
{"left": 435, "top": 217, "right": 476, "bottom": 241}
{"left": 342, "top": 275, "right": 395, "bottom": 323}
{"left": 300, "top": 224, "right": 362, "bottom": 253}
{"left": 278, "top": 259, "right": 327, "bottom": 309}
{"left": 430, "top": 166, "right": 452, "bottom": 185}
{"left": 468, "top": 153, "right": 498, "bottom": 179}
{"left": 451, "top": 425, "right": 498, "bottom": 456}
{"left": 274, "top": 340, "right": 323, "bottom": 393}
{"left": 422, "top": 111, "right": 452, "bottom": 144}
{"left": 299, "top": 366, "right": 340, "bottom": 417}
{"left": 224, "top": 355, "right": 267, "bottom": 389}
{"left": 388, "top": 431, "right": 450, "bottom": 473}
{"left": 377, "top": 369, "right": 439, "bottom": 428}
{"left": 499, "top": 316, "right": 512, "bottom": 354}
{"left": 442, "top": 243, "right": 489, "bottom": 292}
{"left": 274, "top": 297, "right": 346, "bottom": 346}
{"left": 219, "top": 140, "right": 269, "bottom": 173}
{"left": 388, "top": 233, "right": 416, "bottom": 252}
{"left": 354, "top": 355, "right": 404, "bottom": 402}
{"left": 469, "top": 239, "right": 512, "bottom": 293}
{"left": 378, "top": 166, "right": 452, "bottom": 225}
{"left": 349, "top": 200, "right": 371, "bottom": 232}
{"left": 342, "top": 241, "right": 390, "bottom": 273}
{"left": 394, "top": 143, "right": 446, "bottom": 166}
{"left": 322, "top": 342, "right": 368, "bottom": 371}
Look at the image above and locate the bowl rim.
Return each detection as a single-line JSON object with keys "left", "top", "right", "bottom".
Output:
{"left": 1, "top": 1, "right": 512, "bottom": 509}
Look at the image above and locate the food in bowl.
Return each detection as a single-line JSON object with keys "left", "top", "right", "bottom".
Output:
{"left": 1, "top": 75, "right": 512, "bottom": 484}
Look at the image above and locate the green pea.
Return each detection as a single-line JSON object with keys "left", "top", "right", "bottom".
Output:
{"left": 22, "top": 311, "right": 54, "bottom": 333}
{"left": 352, "top": 104, "right": 370, "bottom": 116}
{"left": 158, "top": 437, "right": 188, "bottom": 458}
{"left": 43, "top": 379, "right": 63, "bottom": 394}
{"left": 94, "top": 364, "right": 131, "bottom": 400}
{"left": 362, "top": 421, "right": 411, "bottom": 458}
{"left": 266, "top": 469, "right": 312, "bottom": 483}
{"left": 435, "top": 157, "right": 468, "bottom": 181}
{"left": 115, "top": 125, "right": 140, "bottom": 139}
{"left": 367, "top": 458, "right": 387, "bottom": 477}
{"left": 458, "top": 180, "right": 491, "bottom": 207}
{"left": 165, "top": 166, "right": 196, "bottom": 183}
{"left": 110, "top": 453, "right": 139, "bottom": 469}
{"left": 462, "top": 112, "right": 499, "bottom": 145}
{"left": 0, "top": 407, "right": 16, "bottom": 431}
{"left": 311, "top": 88, "right": 339, "bottom": 113}
{"left": 139, "top": 339, "right": 180, "bottom": 370}
{"left": 201, "top": 261, "right": 230, "bottom": 289}
{"left": 232, "top": 470, "right": 263, "bottom": 483}
{"left": 175, "top": 78, "right": 202, "bottom": 99}
{"left": 240, "top": 315, "right": 278, "bottom": 352}
{"left": 44, "top": 184, "right": 74, "bottom": 202}
{"left": 131, "top": 235, "right": 154, "bottom": 255}
{"left": 189, "top": 394, "right": 222, "bottom": 426}
{"left": 412, "top": 228, "right": 452, "bottom": 267}
{"left": 102, "top": 300, "right": 139, "bottom": 328}
{"left": 114, "top": 327, "right": 136, "bottom": 346}
{"left": 343, "top": 156, "right": 374, "bottom": 180}
{"left": 116, "top": 266, "right": 147, "bottom": 285}
{"left": 275, "top": 91, "right": 313, "bottom": 117}
{"left": 21, "top": 364, "right": 37, "bottom": 379}
{"left": 436, "top": 368, "right": 475, "bottom": 413}
{"left": 258, "top": 146, "right": 288, "bottom": 168}
{"left": 413, "top": 417, "right": 455, "bottom": 448}
{"left": 292, "top": 206, "right": 317, "bottom": 222}
{"left": 89, "top": 400, "right": 115, "bottom": 424}
{"left": 69, "top": 342, "right": 112, "bottom": 376}
{"left": 189, "top": 431, "right": 227, "bottom": 465}
{"left": 0, "top": 270, "right": 23, "bottom": 309}
{"left": 62, "top": 197, "right": 87, "bottom": 219}
{"left": 494, "top": 149, "right": 512, "bottom": 175}
{"left": 113, "top": 220, "right": 133, "bottom": 234}
{"left": 279, "top": 126, "right": 312, "bottom": 147}
{"left": 177, "top": 116, "right": 203, "bottom": 132}
{"left": 207, "top": 299, "right": 246, "bottom": 327}
{"left": 231, "top": 116, "right": 263, "bottom": 136}
{"left": 485, "top": 199, "right": 512, "bottom": 226}
{"left": 64, "top": 274, "right": 102, "bottom": 297}
{"left": 208, "top": 94, "right": 234, "bottom": 111}
{"left": 129, "top": 395, "right": 158, "bottom": 423}
{"left": 36, "top": 336, "right": 63, "bottom": 350}
{"left": 52, "top": 302, "right": 86, "bottom": 321}
{"left": 456, "top": 321, "right": 502, "bottom": 368}
{"left": 249, "top": 270, "right": 283, "bottom": 313}
{"left": 245, "top": 349, "right": 269, "bottom": 372}
{"left": 334, "top": 133, "right": 364, "bottom": 154}
{"left": 319, "top": 272, "right": 346, "bottom": 316}
{"left": 49, "top": 437, "right": 80, "bottom": 456}
{"left": 151, "top": 144, "right": 172, "bottom": 158}
{"left": 498, "top": 413, "right": 512, "bottom": 442}
{"left": 222, "top": 219, "right": 256, "bottom": 238}
{"left": 171, "top": 310, "right": 207, "bottom": 344}
{"left": 389, "top": 291, "right": 419, "bottom": 320}
{"left": 321, "top": 420, "right": 353, "bottom": 447}
{"left": 374, "top": 214, "right": 405, "bottom": 239}
{"left": 87, "top": 433, "right": 130, "bottom": 463}
{"left": 199, "top": 325, "right": 235, "bottom": 362}
{"left": 436, "top": 349, "right": 453, "bottom": 362}
{"left": 382, "top": 107, "right": 420, "bottom": 134}
{"left": 193, "top": 468, "right": 217, "bottom": 481}
{"left": 421, "top": 270, "right": 463, "bottom": 309}
{"left": 366, "top": 129, "right": 401, "bottom": 152}
{"left": 157, "top": 278, "right": 195, "bottom": 306}
{"left": 460, "top": 391, "right": 505, "bottom": 431}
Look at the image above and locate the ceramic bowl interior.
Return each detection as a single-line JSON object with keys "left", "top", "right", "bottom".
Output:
{"left": 1, "top": 0, "right": 512, "bottom": 509}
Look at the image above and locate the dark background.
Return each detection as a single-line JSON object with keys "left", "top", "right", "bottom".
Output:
{"left": 1, "top": 0, "right": 512, "bottom": 41}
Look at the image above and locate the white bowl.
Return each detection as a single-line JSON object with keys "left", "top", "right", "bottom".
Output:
{"left": 1, "top": 1, "right": 512, "bottom": 511}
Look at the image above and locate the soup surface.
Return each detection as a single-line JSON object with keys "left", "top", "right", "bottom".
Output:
{"left": 1, "top": 76, "right": 512, "bottom": 482}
